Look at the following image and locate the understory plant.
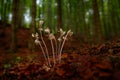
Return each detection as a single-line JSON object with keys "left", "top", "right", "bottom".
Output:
{"left": 32, "top": 20, "right": 73, "bottom": 69}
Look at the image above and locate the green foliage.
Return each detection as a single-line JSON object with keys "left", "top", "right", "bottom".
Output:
{"left": 15, "top": 56, "right": 22, "bottom": 63}
{"left": 0, "top": 0, "right": 120, "bottom": 42}
{"left": 3, "top": 63, "right": 11, "bottom": 69}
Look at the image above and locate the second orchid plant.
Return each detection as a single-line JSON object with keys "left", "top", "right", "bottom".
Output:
{"left": 32, "top": 20, "right": 73, "bottom": 69}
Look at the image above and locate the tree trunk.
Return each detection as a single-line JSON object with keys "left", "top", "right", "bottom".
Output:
{"left": 47, "top": 0, "right": 52, "bottom": 30}
{"left": 11, "top": 0, "right": 19, "bottom": 53}
{"left": 101, "top": 0, "right": 108, "bottom": 40}
{"left": 1, "top": 0, "right": 7, "bottom": 36}
{"left": 57, "top": 0, "right": 62, "bottom": 29}
{"left": 18, "top": 0, "right": 25, "bottom": 28}
{"left": 28, "top": 0, "right": 36, "bottom": 51}
{"left": 80, "top": 0, "right": 87, "bottom": 42}
{"left": 92, "top": 0, "right": 102, "bottom": 43}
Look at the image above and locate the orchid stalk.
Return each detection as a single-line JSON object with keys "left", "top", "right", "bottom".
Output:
{"left": 32, "top": 33, "right": 48, "bottom": 66}
{"left": 57, "top": 28, "right": 65, "bottom": 61}
{"left": 38, "top": 21, "right": 51, "bottom": 67}
{"left": 45, "top": 28, "right": 56, "bottom": 67}
{"left": 50, "top": 39, "right": 56, "bottom": 67}
{"left": 58, "top": 30, "right": 73, "bottom": 63}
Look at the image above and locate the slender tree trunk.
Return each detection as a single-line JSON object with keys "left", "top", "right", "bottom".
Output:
{"left": 29, "top": 0, "right": 36, "bottom": 51}
{"left": 1, "top": 0, "right": 4, "bottom": 22}
{"left": 101, "top": 0, "right": 108, "bottom": 40}
{"left": 66, "top": 0, "right": 71, "bottom": 30}
{"left": 1, "top": 0, "right": 7, "bottom": 36}
{"left": 11, "top": 0, "right": 19, "bottom": 53}
{"left": 57, "top": 0, "right": 62, "bottom": 29}
{"left": 41, "top": 0, "right": 45, "bottom": 29}
{"left": 110, "top": 0, "right": 119, "bottom": 36}
{"left": 81, "top": 0, "right": 87, "bottom": 42}
{"left": 52, "top": 0, "right": 57, "bottom": 32}
{"left": 18, "top": 0, "right": 25, "bottom": 28}
{"left": 3, "top": 1, "right": 7, "bottom": 35}
{"left": 92, "top": 0, "right": 102, "bottom": 43}
{"left": 75, "top": 1, "right": 79, "bottom": 35}
{"left": 47, "top": 0, "right": 52, "bottom": 30}
{"left": 107, "top": 0, "right": 115, "bottom": 38}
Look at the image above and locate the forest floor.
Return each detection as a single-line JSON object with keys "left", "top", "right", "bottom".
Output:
{"left": 0, "top": 26, "right": 120, "bottom": 80}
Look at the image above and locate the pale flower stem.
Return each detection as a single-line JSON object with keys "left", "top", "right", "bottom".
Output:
{"left": 58, "top": 41, "right": 62, "bottom": 61}
{"left": 40, "top": 31, "right": 51, "bottom": 67}
{"left": 38, "top": 42, "right": 48, "bottom": 66}
{"left": 59, "top": 34, "right": 68, "bottom": 63}
{"left": 54, "top": 39, "right": 58, "bottom": 61}
{"left": 50, "top": 40, "right": 56, "bottom": 67}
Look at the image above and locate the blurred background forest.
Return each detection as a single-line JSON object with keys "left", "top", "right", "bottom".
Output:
{"left": 0, "top": 0, "right": 120, "bottom": 53}
{"left": 0, "top": 0, "right": 120, "bottom": 79}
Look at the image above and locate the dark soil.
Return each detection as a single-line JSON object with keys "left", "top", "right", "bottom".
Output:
{"left": 0, "top": 26, "right": 120, "bottom": 80}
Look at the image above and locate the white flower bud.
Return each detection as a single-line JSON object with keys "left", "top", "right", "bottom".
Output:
{"left": 60, "top": 28, "right": 63, "bottom": 33}
{"left": 42, "top": 64, "right": 50, "bottom": 72}
{"left": 67, "top": 30, "right": 71, "bottom": 34}
{"left": 39, "top": 20, "right": 44, "bottom": 26}
{"left": 67, "top": 30, "right": 73, "bottom": 36}
{"left": 49, "top": 33, "right": 55, "bottom": 40}
{"left": 59, "top": 28, "right": 65, "bottom": 36}
{"left": 58, "top": 37, "right": 62, "bottom": 42}
{"left": 45, "top": 28, "right": 50, "bottom": 34}
{"left": 32, "top": 33, "right": 35, "bottom": 37}
{"left": 63, "top": 36, "right": 67, "bottom": 40}
{"left": 61, "top": 31, "right": 66, "bottom": 36}
{"left": 35, "top": 33, "right": 39, "bottom": 37}
{"left": 68, "top": 31, "right": 73, "bottom": 36}
{"left": 39, "top": 27, "right": 43, "bottom": 31}
{"left": 35, "top": 39, "right": 40, "bottom": 45}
